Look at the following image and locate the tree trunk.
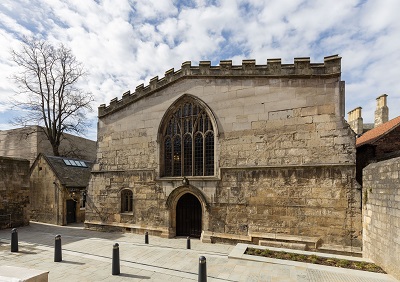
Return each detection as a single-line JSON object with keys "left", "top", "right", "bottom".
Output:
{"left": 52, "top": 144, "right": 60, "bottom": 156}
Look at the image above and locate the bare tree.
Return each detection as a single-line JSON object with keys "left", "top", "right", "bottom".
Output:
{"left": 10, "top": 37, "right": 94, "bottom": 156}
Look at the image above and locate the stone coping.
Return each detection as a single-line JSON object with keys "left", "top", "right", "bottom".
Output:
{"left": 228, "top": 243, "right": 395, "bottom": 280}
{"left": 0, "top": 266, "right": 48, "bottom": 282}
{"left": 91, "top": 163, "right": 356, "bottom": 174}
{"left": 228, "top": 243, "right": 374, "bottom": 266}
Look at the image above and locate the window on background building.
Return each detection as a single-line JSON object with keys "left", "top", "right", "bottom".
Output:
{"left": 161, "top": 99, "right": 215, "bottom": 177}
{"left": 121, "top": 189, "right": 133, "bottom": 213}
{"left": 80, "top": 191, "right": 86, "bottom": 208}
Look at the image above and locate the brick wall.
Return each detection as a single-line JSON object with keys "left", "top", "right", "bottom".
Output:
{"left": 0, "top": 156, "right": 30, "bottom": 228}
{"left": 374, "top": 126, "right": 400, "bottom": 159}
{"left": 363, "top": 157, "right": 400, "bottom": 280}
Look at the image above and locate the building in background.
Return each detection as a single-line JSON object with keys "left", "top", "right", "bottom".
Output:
{"left": 348, "top": 95, "right": 400, "bottom": 185}
{"left": 0, "top": 125, "right": 96, "bottom": 165}
{"left": 0, "top": 126, "right": 96, "bottom": 227}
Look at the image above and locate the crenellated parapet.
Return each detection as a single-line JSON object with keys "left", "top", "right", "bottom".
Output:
{"left": 98, "top": 55, "right": 341, "bottom": 117}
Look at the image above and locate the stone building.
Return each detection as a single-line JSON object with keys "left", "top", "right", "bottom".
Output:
{"left": 348, "top": 95, "right": 400, "bottom": 185}
{"left": 85, "top": 55, "right": 361, "bottom": 251}
{"left": 0, "top": 125, "right": 96, "bottom": 165}
{"left": 0, "top": 156, "right": 30, "bottom": 229}
{"left": 30, "top": 154, "right": 93, "bottom": 225}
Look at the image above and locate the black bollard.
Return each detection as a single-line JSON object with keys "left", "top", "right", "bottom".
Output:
{"left": 11, "top": 228, "right": 18, "bottom": 252}
{"left": 198, "top": 256, "right": 207, "bottom": 282}
{"left": 145, "top": 231, "right": 149, "bottom": 244}
{"left": 187, "top": 236, "right": 191, "bottom": 249}
{"left": 54, "top": 234, "right": 62, "bottom": 262}
{"left": 112, "top": 243, "right": 120, "bottom": 275}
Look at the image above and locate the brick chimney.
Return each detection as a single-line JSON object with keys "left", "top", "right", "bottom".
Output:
{"left": 374, "top": 94, "right": 388, "bottom": 127}
{"left": 348, "top": 107, "right": 363, "bottom": 135}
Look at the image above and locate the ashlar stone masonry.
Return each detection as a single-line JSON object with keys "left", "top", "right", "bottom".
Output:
{"left": 85, "top": 55, "right": 361, "bottom": 250}
{"left": 363, "top": 157, "right": 400, "bottom": 280}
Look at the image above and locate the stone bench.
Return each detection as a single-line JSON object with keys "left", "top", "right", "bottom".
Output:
{"left": 201, "top": 231, "right": 251, "bottom": 243}
{"left": 258, "top": 240, "right": 308, "bottom": 250}
{"left": 250, "top": 232, "right": 322, "bottom": 250}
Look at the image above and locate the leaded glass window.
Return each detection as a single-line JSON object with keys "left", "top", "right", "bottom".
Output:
{"left": 121, "top": 189, "right": 133, "bottom": 213}
{"left": 162, "top": 99, "right": 215, "bottom": 177}
{"left": 194, "top": 133, "right": 203, "bottom": 176}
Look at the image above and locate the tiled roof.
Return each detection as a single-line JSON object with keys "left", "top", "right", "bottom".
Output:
{"left": 44, "top": 155, "right": 94, "bottom": 188}
{"left": 356, "top": 116, "right": 400, "bottom": 147}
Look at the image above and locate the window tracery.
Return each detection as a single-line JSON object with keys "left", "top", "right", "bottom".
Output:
{"left": 162, "top": 99, "right": 215, "bottom": 177}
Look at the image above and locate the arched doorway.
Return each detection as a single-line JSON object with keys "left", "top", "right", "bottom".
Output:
{"left": 176, "top": 193, "right": 202, "bottom": 238}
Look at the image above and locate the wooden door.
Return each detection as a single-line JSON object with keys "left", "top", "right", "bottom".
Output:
{"left": 176, "top": 193, "right": 202, "bottom": 238}
{"left": 66, "top": 199, "right": 76, "bottom": 224}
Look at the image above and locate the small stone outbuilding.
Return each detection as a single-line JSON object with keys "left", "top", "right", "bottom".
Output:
{"left": 86, "top": 55, "right": 361, "bottom": 251}
{"left": 0, "top": 156, "right": 30, "bottom": 229}
{"left": 30, "top": 154, "right": 93, "bottom": 225}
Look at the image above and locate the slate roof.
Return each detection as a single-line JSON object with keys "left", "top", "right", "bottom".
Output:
{"left": 356, "top": 116, "right": 400, "bottom": 147}
{"left": 42, "top": 154, "right": 94, "bottom": 188}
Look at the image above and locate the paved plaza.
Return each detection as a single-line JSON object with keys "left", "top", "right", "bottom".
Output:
{"left": 0, "top": 222, "right": 398, "bottom": 282}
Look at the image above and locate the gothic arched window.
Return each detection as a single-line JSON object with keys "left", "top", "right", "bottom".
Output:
{"left": 161, "top": 98, "right": 215, "bottom": 177}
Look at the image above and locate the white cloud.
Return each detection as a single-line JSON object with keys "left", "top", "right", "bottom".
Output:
{"left": 0, "top": 0, "right": 399, "bottom": 138}
{"left": 133, "top": 0, "right": 178, "bottom": 19}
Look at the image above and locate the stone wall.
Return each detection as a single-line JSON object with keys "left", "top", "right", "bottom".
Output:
{"left": 0, "top": 126, "right": 96, "bottom": 164}
{"left": 363, "top": 157, "right": 400, "bottom": 280}
{"left": 216, "top": 166, "right": 360, "bottom": 246}
{"left": 87, "top": 56, "right": 361, "bottom": 249}
{"left": 0, "top": 156, "right": 30, "bottom": 229}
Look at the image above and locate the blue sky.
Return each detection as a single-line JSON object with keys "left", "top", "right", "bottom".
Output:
{"left": 0, "top": 0, "right": 399, "bottom": 140}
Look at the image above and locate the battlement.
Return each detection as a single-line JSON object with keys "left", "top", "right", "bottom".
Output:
{"left": 98, "top": 55, "right": 341, "bottom": 117}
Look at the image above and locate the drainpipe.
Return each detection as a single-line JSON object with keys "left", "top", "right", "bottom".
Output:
{"left": 54, "top": 181, "right": 59, "bottom": 225}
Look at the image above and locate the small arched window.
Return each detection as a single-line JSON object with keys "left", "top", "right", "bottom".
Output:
{"left": 161, "top": 98, "right": 215, "bottom": 177}
{"left": 121, "top": 189, "right": 133, "bottom": 213}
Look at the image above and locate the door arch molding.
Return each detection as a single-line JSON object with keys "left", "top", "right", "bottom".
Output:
{"left": 166, "top": 185, "right": 209, "bottom": 238}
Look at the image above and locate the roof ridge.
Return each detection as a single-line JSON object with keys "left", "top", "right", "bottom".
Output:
{"left": 356, "top": 116, "right": 400, "bottom": 147}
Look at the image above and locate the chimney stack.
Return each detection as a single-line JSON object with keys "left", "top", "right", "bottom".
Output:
{"left": 348, "top": 107, "right": 363, "bottom": 135}
{"left": 374, "top": 94, "right": 388, "bottom": 127}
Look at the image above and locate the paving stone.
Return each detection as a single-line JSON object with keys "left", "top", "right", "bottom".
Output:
{"left": 0, "top": 222, "right": 397, "bottom": 282}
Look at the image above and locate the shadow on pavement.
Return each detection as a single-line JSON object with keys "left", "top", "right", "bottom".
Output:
{"left": 0, "top": 221, "right": 127, "bottom": 248}
{"left": 58, "top": 260, "right": 85, "bottom": 265}
{"left": 119, "top": 273, "right": 150, "bottom": 279}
